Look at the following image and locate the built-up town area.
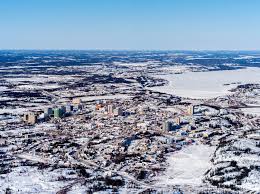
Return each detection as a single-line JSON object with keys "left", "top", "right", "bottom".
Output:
{"left": 0, "top": 51, "right": 259, "bottom": 193}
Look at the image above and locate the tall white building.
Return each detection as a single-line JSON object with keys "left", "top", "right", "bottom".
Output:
{"left": 188, "top": 105, "right": 194, "bottom": 115}
{"left": 107, "top": 104, "right": 115, "bottom": 115}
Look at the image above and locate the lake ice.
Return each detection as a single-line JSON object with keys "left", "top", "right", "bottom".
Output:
{"left": 151, "top": 67, "right": 260, "bottom": 99}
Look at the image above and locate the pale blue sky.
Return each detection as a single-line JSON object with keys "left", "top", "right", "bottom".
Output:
{"left": 0, "top": 0, "right": 260, "bottom": 50}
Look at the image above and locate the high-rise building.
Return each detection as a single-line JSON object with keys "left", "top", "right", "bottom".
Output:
{"left": 107, "top": 104, "right": 115, "bottom": 115}
{"left": 113, "top": 107, "right": 123, "bottom": 116}
{"left": 175, "top": 117, "right": 181, "bottom": 125}
{"left": 188, "top": 105, "right": 194, "bottom": 115}
{"left": 60, "top": 106, "right": 66, "bottom": 115}
{"left": 66, "top": 104, "right": 73, "bottom": 113}
{"left": 163, "top": 120, "right": 173, "bottom": 131}
{"left": 23, "top": 112, "right": 38, "bottom": 125}
{"left": 23, "top": 113, "right": 29, "bottom": 122}
{"left": 44, "top": 107, "right": 53, "bottom": 116}
{"left": 53, "top": 108, "right": 63, "bottom": 118}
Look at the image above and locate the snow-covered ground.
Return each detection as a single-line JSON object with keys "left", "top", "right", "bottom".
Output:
{"left": 0, "top": 166, "right": 76, "bottom": 193}
{"left": 17, "top": 84, "right": 61, "bottom": 90}
{"left": 151, "top": 67, "right": 260, "bottom": 99}
{"left": 81, "top": 94, "right": 131, "bottom": 101}
{"left": 114, "top": 61, "right": 159, "bottom": 67}
{"left": 241, "top": 107, "right": 260, "bottom": 116}
{"left": 4, "top": 75, "right": 76, "bottom": 84}
{"left": 0, "top": 86, "right": 8, "bottom": 92}
{"left": 155, "top": 144, "right": 215, "bottom": 186}
{"left": 0, "top": 107, "right": 28, "bottom": 115}
{"left": 206, "top": 136, "right": 260, "bottom": 192}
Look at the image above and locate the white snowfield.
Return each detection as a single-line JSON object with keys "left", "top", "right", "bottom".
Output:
{"left": 151, "top": 67, "right": 260, "bottom": 99}
{"left": 155, "top": 144, "right": 215, "bottom": 186}
{"left": 113, "top": 61, "right": 159, "bottom": 67}
{"left": 0, "top": 166, "right": 76, "bottom": 193}
{"left": 81, "top": 94, "right": 131, "bottom": 101}
{"left": 241, "top": 107, "right": 260, "bottom": 116}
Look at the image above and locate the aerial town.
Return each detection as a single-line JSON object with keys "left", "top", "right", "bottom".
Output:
{"left": 0, "top": 50, "right": 260, "bottom": 193}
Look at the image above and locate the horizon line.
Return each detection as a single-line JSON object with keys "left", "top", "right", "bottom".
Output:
{"left": 1, "top": 49, "right": 260, "bottom": 52}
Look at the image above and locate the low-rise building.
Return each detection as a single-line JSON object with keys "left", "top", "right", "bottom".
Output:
{"left": 72, "top": 98, "right": 82, "bottom": 105}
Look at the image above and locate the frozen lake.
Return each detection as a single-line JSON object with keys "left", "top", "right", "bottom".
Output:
{"left": 151, "top": 67, "right": 260, "bottom": 99}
